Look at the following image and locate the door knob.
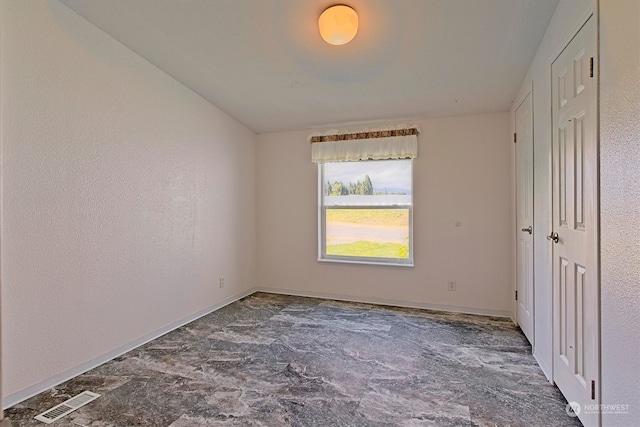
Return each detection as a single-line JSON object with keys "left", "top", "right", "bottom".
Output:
{"left": 547, "top": 232, "right": 559, "bottom": 243}
{"left": 521, "top": 226, "right": 532, "bottom": 234}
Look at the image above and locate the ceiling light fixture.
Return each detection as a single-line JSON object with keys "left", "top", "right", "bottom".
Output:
{"left": 318, "top": 5, "right": 358, "bottom": 46}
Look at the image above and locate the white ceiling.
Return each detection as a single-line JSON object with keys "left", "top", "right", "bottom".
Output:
{"left": 59, "top": 0, "right": 559, "bottom": 134}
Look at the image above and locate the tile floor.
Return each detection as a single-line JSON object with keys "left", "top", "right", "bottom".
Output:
{"left": 5, "top": 292, "right": 581, "bottom": 426}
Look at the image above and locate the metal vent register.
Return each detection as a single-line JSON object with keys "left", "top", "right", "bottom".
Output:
{"left": 34, "top": 391, "right": 100, "bottom": 424}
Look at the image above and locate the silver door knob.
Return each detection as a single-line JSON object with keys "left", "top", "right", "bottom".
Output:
{"left": 547, "top": 232, "right": 559, "bottom": 243}
{"left": 521, "top": 226, "right": 532, "bottom": 234}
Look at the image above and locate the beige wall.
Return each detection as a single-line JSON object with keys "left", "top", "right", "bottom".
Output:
{"left": 257, "top": 113, "right": 512, "bottom": 316}
{"left": 599, "top": 0, "right": 640, "bottom": 424}
{"left": 0, "top": 0, "right": 3, "bottom": 418}
{"left": 1, "top": 0, "right": 256, "bottom": 404}
{"left": 0, "top": 0, "right": 4, "bottom": 420}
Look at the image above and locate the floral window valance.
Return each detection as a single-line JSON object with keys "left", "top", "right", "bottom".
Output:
{"left": 309, "top": 125, "right": 420, "bottom": 163}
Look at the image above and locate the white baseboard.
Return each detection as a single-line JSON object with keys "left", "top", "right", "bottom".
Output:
{"left": 4, "top": 286, "right": 513, "bottom": 410}
{"left": 533, "top": 349, "right": 554, "bottom": 384}
{"left": 255, "top": 287, "right": 512, "bottom": 318}
{"left": 3, "top": 288, "right": 255, "bottom": 410}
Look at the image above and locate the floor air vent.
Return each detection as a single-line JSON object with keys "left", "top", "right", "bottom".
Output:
{"left": 35, "top": 391, "right": 100, "bottom": 424}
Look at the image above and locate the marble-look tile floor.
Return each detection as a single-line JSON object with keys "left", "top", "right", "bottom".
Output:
{"left": 6, "top": 292, "right": 581, "bottom": 426}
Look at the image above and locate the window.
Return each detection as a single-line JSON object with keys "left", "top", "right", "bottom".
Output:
{"left": 311, "top": 125, "right": 419, "bottom": 266}
{"left": 318, "top": 159, "right": 413, "bottom": 266}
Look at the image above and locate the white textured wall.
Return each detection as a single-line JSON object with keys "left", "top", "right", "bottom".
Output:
{"left": 0, "top": 0, "right": 3, "bottom": 419}
{"left": 256, "top": 113, "right": 512, "bottom": 315}
{"left": 511, "top": 0, "right": 594, "bottom": 379}
{"left": 599, "top": 0, "right": 640, "bottom": 424}
{"left": 1, "top": 0, "right": 256, "bottom": 402}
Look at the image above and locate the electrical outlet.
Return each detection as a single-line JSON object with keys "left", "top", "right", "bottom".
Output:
{"left": 447, "top": 280, "right": 456, "bottom": 291}
{"left": 219, "top": 277, "right": 225, "bottom": 288}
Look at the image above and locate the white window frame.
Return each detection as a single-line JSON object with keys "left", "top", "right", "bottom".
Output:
{"left": 317, "top": 159, "right": 414, "bottom": 267}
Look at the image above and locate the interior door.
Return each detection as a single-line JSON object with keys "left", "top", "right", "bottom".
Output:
{"left": 551, "top": 15, "right": 599, "bottom": 427}
{"left": 515, "top": 91, "right": 534, "bottom": 345}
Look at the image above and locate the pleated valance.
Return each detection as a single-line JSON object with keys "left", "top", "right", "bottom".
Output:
{"left": 309, "top": 125, "right": 420, "bottom": 163}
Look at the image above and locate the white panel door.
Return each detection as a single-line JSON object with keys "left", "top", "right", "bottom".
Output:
{"left": 515, "top": 91, "right": 534, "bottom": 345}
{"left": 551, "top": 16, "right": 599, "bottom": 427}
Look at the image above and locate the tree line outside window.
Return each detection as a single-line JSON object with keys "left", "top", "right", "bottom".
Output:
{"left": 324, "top": 175, "right": 407, "bottom": 196}
{"left": 325, "top": 175, "right": 373, "bottom": 196}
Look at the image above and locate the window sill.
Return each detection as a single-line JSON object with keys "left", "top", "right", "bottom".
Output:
{"left": 317, "top": 258, "right": 414, "bottom": 268}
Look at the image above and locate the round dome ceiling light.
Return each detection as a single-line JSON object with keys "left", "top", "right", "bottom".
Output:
{"left": 318, "top": 5, "right": 358, "bottom": 46}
